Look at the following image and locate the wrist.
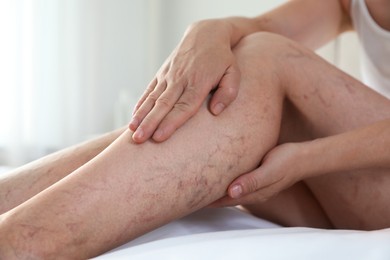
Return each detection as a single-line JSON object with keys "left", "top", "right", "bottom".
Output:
{"left": 186, "top": 17, "right": 258, "bottom": 48}
{"left": 296, "top": 140, "right": 328, "bottom": 178}
{"left": 179, "top": 19, "right": 232, "bottom": 55}
{"left": 185, "top": 19, "right": 232, "bottom": 42}
{"left": 224, "top": 17, "right": 261, "bottom": 46}
{"left": 301, "top": 137, "right": 344, "bottom": 178}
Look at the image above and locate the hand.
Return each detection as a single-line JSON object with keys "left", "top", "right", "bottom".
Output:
{"left": 129, "top": 20, "right": 241, "bottom": 143}
{"left": 211, "top": 142, "right": 308, "bottom": 207}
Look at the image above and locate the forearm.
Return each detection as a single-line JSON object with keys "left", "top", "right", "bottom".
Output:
{"left": 189, "top": 0, "right": 349, "bottom": 51}
{"left": 303, "top": 119, "right": 390, "bottom": 177}
{"left": 0, "top": 127, "right": 126, "bottom": 214}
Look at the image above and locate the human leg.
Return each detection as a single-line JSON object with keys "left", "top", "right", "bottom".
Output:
{"left": 234, "top": 32, "right": 390, "bottom": 230}
{"left": 0, "top": 49, "right": 290, "bottom": 259}
{"left": 0, "top": 127, "right": 125, "bottom": 214}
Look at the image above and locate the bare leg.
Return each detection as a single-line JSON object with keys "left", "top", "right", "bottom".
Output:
{"left": 1, "top": 32, "right": 389, "bottom": 259}
{"left": 0, "top": 46, "right": 287, "bottom": 258}
{"left": 235, "top": 33, "right": 390, "bottom": 230}
{"left": 0, "top": 127, "right": 125, "bottom": 214}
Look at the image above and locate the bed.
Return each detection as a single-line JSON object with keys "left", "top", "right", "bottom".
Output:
{"left": 96, "top": 207, "right": 390, "bottom": 260}
{"left": 1, "top": 167, "right": 389, "bottom": 259}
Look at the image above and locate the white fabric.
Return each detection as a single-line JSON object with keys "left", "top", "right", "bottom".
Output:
{"left": 103, "top": 207, "right": 280, "bottom": 252}
{"left": 99, "top": 229, "right": 390, "bottom": 260}
{"left": 350, "top": 0, "right": 390, "bottom": 98}
{"left": 96, "top": 208, "right": 390, "bottom": 260}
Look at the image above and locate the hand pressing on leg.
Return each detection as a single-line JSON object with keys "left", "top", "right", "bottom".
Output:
{"left": 211, "top": 142, "right": 308, "bottom": 207}
{"left": 130, "top": 20, "right": 241, "bottom": 143}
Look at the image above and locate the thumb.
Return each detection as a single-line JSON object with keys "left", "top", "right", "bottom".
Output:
{"left": 228, "top": 167, "right": 265, "bottom": 199}
{"left": 210, "top": 63, "right": 240, "bottom": 115}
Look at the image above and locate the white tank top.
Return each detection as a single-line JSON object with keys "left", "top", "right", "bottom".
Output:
{"left": 350, "top": 0, "right": 390, "bottom": 98}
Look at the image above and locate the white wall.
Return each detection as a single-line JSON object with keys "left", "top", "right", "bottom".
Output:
{"left": 59, "top": 0, "right": 151, "bottom": 137}
{"left": 57, "top": 0, "right": 297, "bottom": 134}
{"left": 1, "top": 0, "right": 361, "bottom": 165}
{"left": 153, "top": 0, "right": 287, "bottom": 68}
{"left": 138, "top": 0, "right": 361, "bottom": 120}
{"left": 0, "top": 0, "right": 153, "bottom": 165}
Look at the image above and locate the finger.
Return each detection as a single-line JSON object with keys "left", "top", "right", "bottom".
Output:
{"left": 129, "top": 79, "right": 160, "bottom": 131}
{"left": 133, "top": 78, "right": 158, "bottom": 116}
{"left": 209, "top": 63, "right": 240, "bottom": 115}
{"left": 210, "top": 190, "right": 270, "bottom": 208}
{"left": 209, "top": 196, "right": 240, "bottom": 208}
{"left": 131, "top": 80, "right": 168, "bottom": 136}
{"left": 130, "top": 59, "right": 171, "bottom": 129}
{"left": 132, "top": 83, "right": 184, "bottom": 143}
{"left": 228, "top": 168, "right": 268, "bottom": 199}
{"left": 151, "top": 84, "right": 207, "bottom": 142}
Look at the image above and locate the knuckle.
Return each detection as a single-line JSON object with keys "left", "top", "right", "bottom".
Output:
{"left": 184, "top": 87, "right": 202, "bottom": 102}
{"left": 147, "top": 92, "right": 160, "bottom": 103}
{"left": 155, "top": 96, "right": 172, "bottom": 110}
{"left": 224, "top": 86, "right": 238, "bottom": 99}
{"left": 143, "top": 79, "right": 158, "bottom": 95}
{"left": 187, "top": 73, "right": 200, "bottom": 87}
{"left": 166, "top": 77, "right": 185, "bottom": 92}
{"left": 174, "top": 100, "right": 193, "bottom": 113}
{"left": 147, "top": 78, "right": 158, "bottom": 88}
{"left": 245, "top": 175, "right": 259, "bottom": 194}
{"left": 140, "top": 116, "right": 157, "bottom": 132}
{"left": 173, "top": 91, "right": 201, "bottom": 114}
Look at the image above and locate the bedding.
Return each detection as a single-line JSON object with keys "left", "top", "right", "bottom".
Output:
{"left": 96, "top": 207, "right": 390, "bottom": 260}
{"left": 2, "top": 167, "right": 389, "bottom": 259}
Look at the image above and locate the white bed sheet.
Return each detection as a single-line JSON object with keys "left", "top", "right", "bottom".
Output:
{"left": 96, "top": 207, "right": 390, "bottom": 260}
{"left": 2, "top": 167, "right": 389, "bottom": 259}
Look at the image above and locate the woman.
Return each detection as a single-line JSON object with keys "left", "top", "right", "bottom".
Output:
{"left": 1, "top": 0, "right": 389, "bottom": 258}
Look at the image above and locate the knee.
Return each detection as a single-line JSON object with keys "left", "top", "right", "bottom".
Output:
{"left": 232, "top": 32, "right": 289, "bottom": 90}
{"left": 234, "top": 32, "right": 285, "bottom": 61}
{"left": 233, "top": 32, "right": 317, "bottom": 88}
{"left": 235, "top": 32, "right": 311, "bottom": 61}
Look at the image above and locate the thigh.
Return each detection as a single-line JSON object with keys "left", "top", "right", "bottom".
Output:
{"left": 282, "top": 90, "right": 390, "bottom": 230}
{"left": 243, "top": 181, "right": 333, "bottom": 228}
{"left": 0, "top": 32, "right": 292, "bottom": 258}
{"left": 239, "top": 32, "right": 390, "bottom": 230}
{"left": 278, "top": 38, "right": 390, "bottom": 230}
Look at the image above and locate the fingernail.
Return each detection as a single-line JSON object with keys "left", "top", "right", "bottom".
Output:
{"left": 230, "top": 184, "right": 242, "bottom": 199}
{"left": 133, "top": 128, "right": 144, "bottom": 141}
{"left": 213, "top": 103, "right": 225, "bottom": 115}
{"left": 129, "top": 118, "right": 139, "bottom": 130}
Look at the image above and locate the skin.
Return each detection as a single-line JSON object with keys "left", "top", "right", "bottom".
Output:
{"left": 0, "top": 127, "right": 126, "bottom": 214}
{"left": 130, "top": 0, "right": 390, "bottom": 204}
{"left": 0, "top": 0, "right": 390, "bottom": 258}
{"left": 0, "top": 33, "right": 287, "bottom": 258}
{"left": 130, "top": 0, "right": 352, "bottom": 143}
{"left": 1, "top": 31, "right": 390, "bottom": 258}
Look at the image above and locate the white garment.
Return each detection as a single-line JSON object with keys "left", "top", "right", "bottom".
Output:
{"left": 350, "top": 0, "right": 390, "bottom": 98}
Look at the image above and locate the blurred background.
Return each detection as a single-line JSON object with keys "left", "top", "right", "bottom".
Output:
{"left": 0, "top": 0, "right": 360, "bottom": 167}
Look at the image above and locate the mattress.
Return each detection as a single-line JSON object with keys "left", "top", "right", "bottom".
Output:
{"left": 96, "top": 207, "right": 390, "bottom": 259}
